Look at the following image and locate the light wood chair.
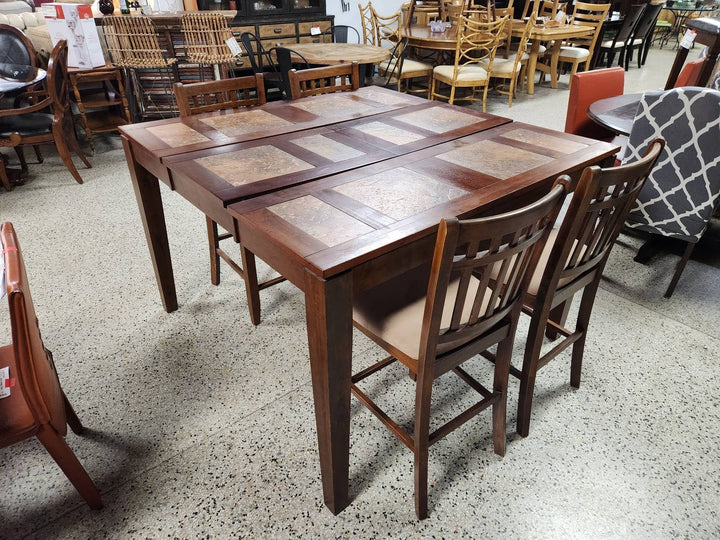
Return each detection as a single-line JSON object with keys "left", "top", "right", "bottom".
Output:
{"left": 407, "top": 0, "right": 444, "bottom": 26}
{"left": 359, "top": 1, "right": 377, "bottom": 45}
{"left": 352, "top": 182, "right": 567, "bottom": 519}
{"left": 0, "top": 221, "right": 103, "bottom": 509}
{"left": 288, "top": 62, "right": 360, "bottom": 99}
{"left": 172, "top": 75, "right": 281, "bottom": 326}
{"left": 430, "top": 15, "right": 508, "bottom": 110}
{"left": 512, "top": 140, "right": 664, "bottom": 437}
{"left": 485, "top": 13, "right": 534, "bottom": 106}
{"left": 555, "top": 2, "right": 611, "bottom": 86}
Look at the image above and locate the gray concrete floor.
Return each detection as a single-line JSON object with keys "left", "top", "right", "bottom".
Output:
{"left": 1, "top": 45, "right": 719, "bottom": 538}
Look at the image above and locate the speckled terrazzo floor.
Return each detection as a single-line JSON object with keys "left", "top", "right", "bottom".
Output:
{"left": 1, "top": 45, "right": 719, "bottom": 539}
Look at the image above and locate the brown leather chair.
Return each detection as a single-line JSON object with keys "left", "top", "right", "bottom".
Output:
{"left": 0, "top": 41, "right": 91, "bottom": 185}
{"left": 351, "top": 182, "right": 567, "bottom": 518}
{"left": 513, "top": 139, "right": 664, "bottom": 437}
{"left": 0, "top": 222, "right": 102, "bottom": 509}
{"left": 173, "top": 74, "right": 284, "bottom": 326}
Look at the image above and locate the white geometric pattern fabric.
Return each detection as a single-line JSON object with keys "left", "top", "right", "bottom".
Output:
{"left": 622, "top": 87, "right": 720, "bottom": 243}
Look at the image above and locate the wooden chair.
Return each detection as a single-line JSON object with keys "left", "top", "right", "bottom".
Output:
{"left": 0, "top": 41, "right": 91, "bottom": 185}
{"left": 623, "top": 88, "right": 720, "bottom": 297}
{"left": 288, "top": 62, "right": 360, "bottom": 99}
{"left": 102, "top": 15, "right": 178, "bottom": 120}
{"left": 359, "top": 1, "right": 376, "bottom": 45}
{"left": 485, "top": 13, "right": 535, "bottom": 106}
{"left": 564, "top": 66, "right": 624, "bottom": 140}
{"left": 0, "top": 221, "right": 103, "bottom": 509}
{"left": 172, "top": 75, "right": 282, "bottom": 325}
{"left": 555, "top": 2, "right": 611, "bottom": 85}
{"left": 181, "top": 12, "right": 238, "bottom": 81}
{"left": 624, "top": 3, "right": 664, "bottom": 69}
{"left": 430, "top": 15, "right": 508, "bottom": 111}
{"left": 597, "top": 3, "right": 646, "bottom": 69}
{"left": 352, "top": 182, "right": 567, "bottom": 519}
{"left": 512, "top": 140, "right": 664, "bottom": 437}
{"left": 407, "top": 0, "right": 444, "bottom": 26}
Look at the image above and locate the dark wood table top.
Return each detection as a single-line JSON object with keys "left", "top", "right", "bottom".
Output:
{"left": 587, "top": 93, "right": 643, "bottom": 136}
{"left": 230, "top": 122, "right": 619, "bottom": 281}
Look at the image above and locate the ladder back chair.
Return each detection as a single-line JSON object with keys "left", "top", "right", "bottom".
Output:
{"left": 623, "top": 88, "right": 720, "bottom": 297}
{"left": 352, "top": 183, "right": 567, "bottom": 519}
{"left": 430, "top": 15, "right": 508, "bottom": 110}
{"left": 0, "top": 222, "right": 103, "bottom": 509}
{"left": 555, "top": 1, "right": 611, "bottom": 85}
{"left": 512, "top": 140, "right": 664, "bottom": 437}
{"left": 624, "top": 3, "right": 664, "bottom": 69}
{"left": 172, "top": 75, "right": 283, "bottom": 325}
{"left": 288, "top": 61, "right": 360, "bottom": 99}
{"left": 484, "top": 13, "right": 535, "bottom": 106}
{"left": 597, "top": 3, "right": 646, "bottom": 69}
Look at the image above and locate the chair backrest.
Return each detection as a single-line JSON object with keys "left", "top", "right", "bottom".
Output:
{"left": 508, "top": 13, "right": 535, "bottom": 72}
{"left": 269, "top": 46, "right": 309, "bottom": 98}
{"left": 418, "top": 182, "right": 567, "bottom": 363}
{"left": 173, "top": 74, "right": 266, "bottom": 117}
{"left": 102, "top": 15, "right": 176, "bottom": 69}
{"left": 376, "top": 36, "right": 409, "bottom": 88}
{"left": 407, "top": 0, "right": 444, "bottom": 27}
{"left": 288, "top": 61, "right": 360, "bottom": 99}
{"left": 451, "top": 15, "right": 507, "bottom": 79}
{"left": 674, "top": 57, "right": 705, "bottom": 87}
{"left": 371, "top": 6, "right": 402, "bottom": 46}
{"left": 181, "top": 12, "right": 236, "bottom": 65}
{"left": 327, "top": 24, "right": 361, "bottom": 43}
{"left": 604, "top": 3, "right": 645, "bottom": 49}
{"left": 359, "top": 1, "right": 376, "bottom": 44}
{"left": 0, "top": 23, "right": 37, "bottom": 66}
{"left": 536, "top": 139, "right": 664, "bottom": 301}
{"left": 240, "top": 32, "right": 267, "bottom": 74}
{"left": 521, "top": 0, "right": 563, "bottom": 18}
{"left": 46, "top": 40, "right": 72, "bottom": 122}
{"left": 565, "top": 66, "right": 624, "bottom": 139}
{"left": 632, "top": 3, "right": 664, "bottom": 43}
{"left": 623, "top": 87, "right": 720, "bottom": 242}
{"left": 0, "top": 222, "right": 67, "bottom": 442}
{"left": 566, "top": 2, "right": 611, "bottom": 51}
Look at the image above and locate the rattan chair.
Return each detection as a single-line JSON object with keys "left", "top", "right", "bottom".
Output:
{"left": 485, "top": 13, "right": 535, "bottom": 106}
{"left": 181, "top": 12, "right": 238, "bottom": 80}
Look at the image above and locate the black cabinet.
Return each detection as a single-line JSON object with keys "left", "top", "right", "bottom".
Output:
{"left": 197, "top": 0, "right": 325, "bottom": 16}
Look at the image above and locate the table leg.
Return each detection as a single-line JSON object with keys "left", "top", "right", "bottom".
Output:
{"left": 304, "top": 268, "right": 353, "bottom": 515}
{"left": 526, "top": 41, "right": 540, "bottom": 95}
{"left": 549, "top": 39, "right": 562, "bottom": 89}
{"left": 121, "top": 135, "right": 178, "bottom": 313}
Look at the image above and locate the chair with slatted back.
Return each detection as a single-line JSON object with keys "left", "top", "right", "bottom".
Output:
{"left": 171, "top": 75, "right": 283, "bottom": 325}
{"left": 623, "top": 88, "right": 720, "bottom": 298}
{"left": 510, "top": 140, "right": 664, "bottom": 437}
{"left": 181, "top": 12, "right": 238, "bottom": 81}
{"left": 352, "top": 182, "right": 567, "bottom": 519}
{"left": 359, "top": 1, "right": 377, "bottom": 44}
{"left": 0, "top": 222, "right": 103, "bottom": 509}
{"left": 623, "top": 3, "right": 663, "bottom": 69}
{"left": 288, "top": 62, "right": 360, "bottom": 99}
{"left": 597, "top": 3, "right": 646, "bottom": 69}
{"left": 485, "top": 13, "right": 534, "bottom": 106}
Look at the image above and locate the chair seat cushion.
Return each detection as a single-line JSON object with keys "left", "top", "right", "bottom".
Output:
{"left": 0, "top": 112, "right": 52, "bottom": 138}
{"left": 559, "top": 46, "right": 590, "bottom": 60}
{"left": 433, "top": 63, "right": 488, "bottom": 83}
{"left": 482, "top": 53, "right": 528, "bottom": 76}
{"left": 401, "top": 58, "right": 434, "bottom": 75}
{"left": 353, "top": 264, "right": 492, "bottom": 360}
{"left": 600, "top": 39, "right": 623, "bottom": 48}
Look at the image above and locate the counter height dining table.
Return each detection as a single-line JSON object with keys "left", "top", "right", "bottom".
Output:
{"left": 120, "top": 86, "right": 619, "bottom": 514}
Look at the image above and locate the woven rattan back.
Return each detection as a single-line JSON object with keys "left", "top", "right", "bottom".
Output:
{"left": 182, "top": 12, "right": 236, "bottom": 65}
{"left": 102, "top": 15, "right": 176, "bottom": 69}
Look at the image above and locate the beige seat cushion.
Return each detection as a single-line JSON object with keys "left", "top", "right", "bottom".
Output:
{"left": 559, "top": 46, "right": 590, "bottom": 60}
{"left": 482, "top": 52, "right": 528, "bottom": 76}
{"left": 433, "top": 63, "right": 489, "bottom": 83}
{"left": 353, "top": 264, "right": 493, "bottom": 360}
{"left": 379, "top": 57, "right": 433, "bottom": 77}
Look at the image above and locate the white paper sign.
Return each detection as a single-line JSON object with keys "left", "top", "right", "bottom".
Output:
{"left": 680, "top": 29, "right": 696, "bottom": 49}
{"left": 310, "top": 25, "right": 321, "bottom": 35}
{"left": 0, "top": 367, "right": 11, "bottom": 399}
{"left": 226, "top": 37, "right": 243, "bottom": 56}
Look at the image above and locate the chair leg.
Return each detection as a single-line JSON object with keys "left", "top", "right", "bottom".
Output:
{"left": 35, "top": 426, "right": 103, "bottom": 509}
{"left": 413, "top": 366, "right": 434, "bottom": 520}
{"left": 63, "top": 391, "right": 85, "bottom": 435}
{"left": 240, "top": 245, "right": 262, "bottom": 326}
{"left": 492, "top": 311, "right": 518, "bottom": 456}
{"left": 0, "top": 159, "right": 11, "bottom": 191}
{"left": 569, "top": 281, "right": 600, "bottom": 388}
{"left": 664, "top": 241, "right": 695, "bottom": 298}
{"left": 34, "top": 145, "right": 43, "bottom": 164}
{"left": 14, "top": 146, "right": 28, "bottom": 173}
{"left": 206, "top": 216, "right": 221, "bottom": 286}
{"left": 516, "top": 308, "right": 547, "bottom": 438}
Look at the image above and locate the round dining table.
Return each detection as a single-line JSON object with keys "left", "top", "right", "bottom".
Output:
{"left": 587, "top": 93, "right": 643, "bottom": 136}
{"left": 288, "top": 43, "right": 391, "bottom": 65}
{"left": 0, "top": 63, "right": 46, "bottom": 97}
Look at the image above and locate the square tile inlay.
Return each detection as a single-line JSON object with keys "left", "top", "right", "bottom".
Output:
{"left": 357, "top": 87, "right": 416, "bottom": 105}
{"left": 290, "top": 94, "right": 378, "bottom": 118}
{"left": 394, "top": 106, "right": 481, "bottom": 133}
{"left": 199, "top": 110, "right": 293, "bottom": 137}
{"left": 268, "top": 195, "right": 374, "bottom": 247}
{"left": 333, "top": 167, "right": 468, "bottom": 220}
{"left": 146, "top": 123, "right": 211, "bottom": 147}
{"left": 354, "top": 121, "right": 425, "bottom": 145}
{"left": 504, "top": 128, "right": 589, "bottom": 154}
{"left": 437, "top": 139, "right": 553, "bottom": 179}
{"left": 195, "top": 145, "right": 314, "bottom": 186}
{"left": 291, "top": 134, "right": 365, "bottom": 162}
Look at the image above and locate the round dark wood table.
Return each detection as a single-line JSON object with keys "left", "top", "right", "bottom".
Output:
{"left": 587, "top": 92, "right": 643, "bottom": 136}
